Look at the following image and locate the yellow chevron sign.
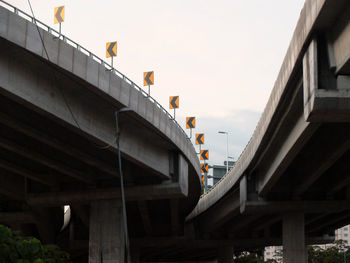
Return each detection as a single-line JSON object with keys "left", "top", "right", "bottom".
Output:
{"left": 195, "top": 134, "right": 204, "bottom": 145}
{"left": 169, "top": 96, "right": 179, "bottom": 109}
{"left": 200, "top": 150, "right": 209, "bottom": 160}
{"left": 54, "top": 6, "right": 65, "bottom": 24}
{"left": 186, "top": 117, "right": 195, "bottom": 129}
{"left": 144, "top": 71, "right": 154, "bottom": 86}
{"left": 201, "top": 163, "right": 208, "bottom": 174}
{"left": 106, "top": 42, "right": 117, "bottom": 58}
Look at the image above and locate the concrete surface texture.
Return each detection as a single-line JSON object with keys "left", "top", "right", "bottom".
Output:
{"left": 0, "top": 0, "right": 350, "bottom": 262}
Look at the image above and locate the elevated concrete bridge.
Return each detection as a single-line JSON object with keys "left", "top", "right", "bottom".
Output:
{"left": 136, "top": 0, "right": 350, "bottom": 262}
{"left": 1, "top": 0, "right": 350, "bottom": 262}
{"left": 0, "top": 1, "right": 201, "bottom": 262}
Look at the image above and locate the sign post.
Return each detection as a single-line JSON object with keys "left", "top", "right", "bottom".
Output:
{"left": 196, "top": 133, "right": 204, "bottom": 161}
{"left": 169, "top": 96, "right": 179, "bottom": 119}
{"left": 54, "top": 6, "right": 65, "bottom": 36}
{"left": 201, "top": 163, "right": 208, "bottom": 174}
{"left": 143, "top": 71, "right": 154, "bottom": 97}
{"left": 200, "top": 150, "right": 209, "bottom": 193}
{"left": 186, "top": 117, "right": 195, "bottom": 139}
{"left": 106, "top": 41, "right": 117, "bottom": 68}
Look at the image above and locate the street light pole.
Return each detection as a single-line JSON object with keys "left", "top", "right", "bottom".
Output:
{"left": 218, "top": 131, "right": 229, "bottom": 173}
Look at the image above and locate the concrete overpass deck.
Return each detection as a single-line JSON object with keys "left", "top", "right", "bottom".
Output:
{"left": 137, "top": 0, "right": 350, "bottom": 262}
{"left": 0, "top": 1, "right": 201, "bottom": 262}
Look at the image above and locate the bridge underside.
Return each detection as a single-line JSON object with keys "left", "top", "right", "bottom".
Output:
{"left": 0, "top": 0, "right": 350, "bottom": 262}
{"left": 145, "top": 0, "right": 350, "bottom": 261}
{"left": 0, "top": 10, "right": 201, "bottom": 261}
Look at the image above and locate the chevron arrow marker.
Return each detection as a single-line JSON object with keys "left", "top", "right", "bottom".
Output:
{"left": 186, "top": 117, "right": 195, "bottom": 129}
{"left": 107, "top": 42, "right": 117, "bottom": 57}
{"left": 169, "top": 96, "right": 179, "bottom": 109}
{"left": 200, "top": 150, "right": 209, "bottom": 160}
{"left": 201, "top": 163, "right": 208, "bottom": 173}
{"left": 54, "top": 6, "right": 64, "bottom": 24}
{"left": 144, "top": 71, "right": 154, "bottom": 86}
{"left": 196, "top": 134, "right": 204, "bottom": 145}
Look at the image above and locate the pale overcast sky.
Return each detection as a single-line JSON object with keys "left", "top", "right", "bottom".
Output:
{"left": 6, "top": 0, "right": 305, "bottom": 174}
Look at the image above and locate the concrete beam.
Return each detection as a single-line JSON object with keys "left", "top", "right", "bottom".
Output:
{"left": 137, "top": 200, "right": 152, "bottom": 236}
{"left": 217, "top": 247, "right": 233, "bottom": 263}
{"left": 196, "top": 189, "right": 240, "bottom": 232}
{"left": 0, "top": 212, "right": 36, "bottom": 224}
{"left": 178, "top": 154, "right": 189, "bottom": 197}
{"left": 293, "top": 134, "right": 350, "bottom": 196}
{"left": 307, "top": 213, "right": 350, "bottom": 233}
{"left": 27, "top": 183, "right": 187, "bottom": 206}
{"left": 241, "top": 200, "right": 350, "bottom": 214}
{"left": 0, "top": 171, "right": 25, "bottom": 200}
{"left": 327, "top": 162, "right": 350, "bottom": 195}
{"left": 71, "top": 205, "right": 89, "bottom": 228}
{"left": 131, "top": 236, "right": 333, "bottom": 249}
{"left": 170, "top": 199, "right": 180, "bottom": 235}
{"left": 329, "top": 3, "right": 350, "bottom": 75}
{"left": 0, "top": 112, "right": 117, "bottom": 177}
{"left": 0, "top": 40, "right": 173, "bottom": 179}
{"left": 258, "top": 115, "right": 318, "bottom": 196}
{"left": 32, "top": 208, "right": 56, "bottom": 244}
{"left": 89, "top": 200, "right": 124, "bottom": 263}
{"left": 252, "top": 216, "right": 282, "bottom": 232}
{"left": 0, "top": 159, "right": 56, "bottom": 186}
{"left": 227, "top": 215, "right": 259, "bottom": 233}
{"left": 303, "top": 38, "right": 350, "bottom": 122}
{"left": 0, "top": 137, "right": 94, "bottom": 184}
{"left": 283, "top": 213, "right": 307, "bottom": 263}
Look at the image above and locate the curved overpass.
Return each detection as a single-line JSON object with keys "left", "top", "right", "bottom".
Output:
{"left": 0, "top": 1, "right": 201, "bottom": 262}
{"left": 136, "top": 0, "right": 350, "bottom": 262}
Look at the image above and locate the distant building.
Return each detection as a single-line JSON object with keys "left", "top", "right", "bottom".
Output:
{"left": 264, "top": 225, "right": 350, "bottom": 261}
{"left": 211, "top": 161, "right": 235, "bottom": 185}
{"left": 335, "top": 225, "right": 350, "bottom": 243}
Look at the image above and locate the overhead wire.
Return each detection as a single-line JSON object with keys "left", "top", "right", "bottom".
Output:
{"left": 26, "top": 1, "right": 131, "bottom": 262}
{"left": 27, "top": 0, "right": 123, "bottom": 153}
{"left": 27, "top": 0, "right": 118, "bottom": 150}
{"left": 27, "top": 0, "right": 81, "bottom": 131}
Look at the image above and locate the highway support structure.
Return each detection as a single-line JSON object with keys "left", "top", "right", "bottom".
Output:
{"left": 283, "top": 213, "right": 307, "bottom": 263}
{"left": 217, "top": 246, "right": 234, "bottom": 263}
{"left": 89, "top": 200, "right": 124, "bottom": 263}
{"left": 0, "top": 3, "right": 202, "bottom": 262}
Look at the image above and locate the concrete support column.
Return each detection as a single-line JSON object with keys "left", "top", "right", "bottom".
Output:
{"left": 130, "top": 248, "right": 140, "bottom": 263}
{"left": 283, "top": 212, "right": 307, "bottom": 263}
{"left": 217, "top": 246, "right": 234, "bottom": 263}
{"left": 89, "top": 200, "right": 125, "bottom": 263}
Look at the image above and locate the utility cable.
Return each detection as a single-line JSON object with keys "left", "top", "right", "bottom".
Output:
{"left": 27, "top": 0, "right": 49, "bottom": 60}
{"left": 115, "top": 109, "right": 131, "bottom": 263}
{"left": 26, "top": 3, "right": 131, "bottom": 261}
{"left": 27, "top": 0, "right": 81, "bottom": 130}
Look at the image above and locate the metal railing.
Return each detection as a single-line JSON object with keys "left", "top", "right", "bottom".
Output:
{"left": 0, "top": 0, "right": 191, "bottom": 142}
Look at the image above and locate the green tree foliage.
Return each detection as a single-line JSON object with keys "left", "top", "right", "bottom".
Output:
{"left": 308, "top": 240, "right": 350, "bottom": 263}
{"left": 236, "top": 240, "right": 350, "bottom": 263}
{"left": 234, "top": 252, "right": 268, "bottom": 263}
{"left": 272, "top": 240, "right": 350, "bottom": 263}
{"left": 0, "top": 225, "right": 71, "bottom": 263}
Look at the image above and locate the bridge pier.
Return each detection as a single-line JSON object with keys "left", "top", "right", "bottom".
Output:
{"left": 89, "top": 200, "right": 125, "bottom": 263}
{"left": 217, "top": 246, "right": 234, "bottom": 263}
{"left": 283, "top": 212, "right": 307, "bottom": 263}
